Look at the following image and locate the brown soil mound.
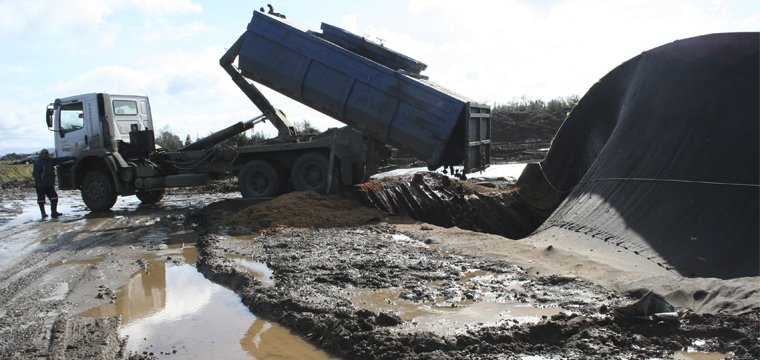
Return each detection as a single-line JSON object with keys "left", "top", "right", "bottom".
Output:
{"left": 490, "top": 110, "right": 565, "bottom": 143}
{"left": 0, "top": 164, "right": 34, "bottom": 190}
{"left": 226, "top": 190, "right": 387, "bottom": 230}
{"left": 355, "top": 172, "right": 546, "bottom": 239}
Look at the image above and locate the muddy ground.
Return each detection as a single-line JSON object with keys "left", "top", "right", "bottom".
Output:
{"left": 195, "top": 225, "right": 759, "bottom": 359}
{"left": 0, "top": 183, "right": 757, "bottom": 359}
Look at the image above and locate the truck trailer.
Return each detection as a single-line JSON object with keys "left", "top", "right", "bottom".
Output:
{"left": 45, "top": 10, "right": 491, "bottom": 211}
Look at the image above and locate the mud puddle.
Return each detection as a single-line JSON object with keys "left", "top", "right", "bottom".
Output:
{"left": 0, "top": 192, "right": 238, "bottom": 272}
{"left": 671, "top": 339, "right": 731, "bottom": 360}
{"left": 672, "top": 351, "right": 729, "bottom": 360}
{"left": 76, "top": 244, "right": 333, "bottom": 359}
{"left": 0, "top": 191, "right": 240, "bottom": 228}
{"left": 352, "top": 288, "right": 562, "bottom": 335}
{"left": 347, "top": 268, "right": 564, "bottom": 335}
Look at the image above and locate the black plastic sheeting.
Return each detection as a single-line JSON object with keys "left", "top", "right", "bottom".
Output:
{"left": 523, "top": 32, "right": 759, "bottom": 280}
{"left": 356, "top": 32, "right": 758, "bottom": 280}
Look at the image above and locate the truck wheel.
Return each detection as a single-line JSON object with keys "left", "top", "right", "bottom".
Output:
{"left": 81, "top": 170, "right": 117, "bottom": 211}
{"left": 291, "top": 152, "right": 329, "bottom": 193}
{"left": 239, "top": 160, "right": 280, "bottom": 198}
{"left": 136, "top": 189, "right": 166, "bottom": 204}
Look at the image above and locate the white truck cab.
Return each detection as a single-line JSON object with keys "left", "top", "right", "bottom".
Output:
{"left": 46, "top": 93, "right": 154, "bottom": 158}
{"left": 46, "top": 93, "right": 157, "bottom": 209}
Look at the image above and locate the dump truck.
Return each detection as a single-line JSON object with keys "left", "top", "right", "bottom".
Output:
{"left": 45, "top": 10, "right": 491, "bottom": 211}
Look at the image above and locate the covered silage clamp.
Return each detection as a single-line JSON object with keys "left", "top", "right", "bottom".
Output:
{"left": 517, "top": 32, "right": 758, "bottom": 280}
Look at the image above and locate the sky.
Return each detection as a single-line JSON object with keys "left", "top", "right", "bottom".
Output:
{"left": 0, "top": 0, "right": 758, "bottom": 155}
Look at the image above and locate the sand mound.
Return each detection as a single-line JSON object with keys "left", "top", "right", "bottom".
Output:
{"left": 226, "top": 191, "right": 387, "bottom": 230}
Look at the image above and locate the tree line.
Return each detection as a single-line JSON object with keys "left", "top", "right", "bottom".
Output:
{"left": 493, "top": 95, "right": 580, "bottom": 114}
{"left": 155, "top": 119, "right": 320, "bottom": 151}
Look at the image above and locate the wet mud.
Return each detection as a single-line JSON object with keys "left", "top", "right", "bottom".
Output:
{"left": 194, "top": 223, "right": 759, "bottom": 359}
{"left": 0, "top": 190, "right": 245, "bottom": 359}
{"left": 1, "top": 186, "right": 757, "bottom": 359}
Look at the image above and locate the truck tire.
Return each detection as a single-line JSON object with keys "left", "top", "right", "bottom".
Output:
{"left": 136, "top": 189, "right": 166, "bottom": 204}
{"left": 291, "top": 152, "right": 329, "bottom": 193}
{"left": 239, "top": 160, "right": 280, "bottom": 198}
{"left": 81, "top": 170, "right": 117, "bottom": 211}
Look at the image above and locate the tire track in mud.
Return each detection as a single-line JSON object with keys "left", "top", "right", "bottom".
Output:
{"left": 0, "top": 217, "right": 124, "bottom": 304}
{"left": 0, "top": 215, "right": 166, "bottom": 359}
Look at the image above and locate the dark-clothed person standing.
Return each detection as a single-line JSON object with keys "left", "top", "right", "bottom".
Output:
{"left": 32, "top": 149, "right": 75, "bottom": 218}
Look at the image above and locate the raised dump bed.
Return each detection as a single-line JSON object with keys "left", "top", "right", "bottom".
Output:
{"left": 234, "top": 11, "right": 490, "bottom": 173}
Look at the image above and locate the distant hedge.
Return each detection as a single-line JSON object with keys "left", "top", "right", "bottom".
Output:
{"left": 493, "top": 95, "right": 580, "bottom": 114}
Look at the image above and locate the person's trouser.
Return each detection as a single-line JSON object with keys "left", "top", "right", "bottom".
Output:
{"left": 36, "top": 186, "right": 58, "bottom": 206}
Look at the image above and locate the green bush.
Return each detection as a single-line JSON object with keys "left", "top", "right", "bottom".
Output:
{"left": 231, "top": 130, "right": 269, "bottom": 147}
{"left": 155, "top": 125, "right": 183, "bottom": 150}
{"left": 294, "top": 119, "right": 320, "bottom": 134}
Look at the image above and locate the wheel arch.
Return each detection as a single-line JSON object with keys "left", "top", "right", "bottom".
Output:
{"left": 72, "top": 150, "right": 123, "bottom": 193}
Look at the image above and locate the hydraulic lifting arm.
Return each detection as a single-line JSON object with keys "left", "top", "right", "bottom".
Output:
{"left": 220, "top": 34, "right": 297, "bottom": 142}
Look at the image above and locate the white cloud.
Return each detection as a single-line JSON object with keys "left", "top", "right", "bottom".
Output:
{"left": 130, "top": 0, "right": 202, "bottom": 15}
{"left": 0, "top": 0, "right": 113, "bottom": 36}
{"left": 0, "top": 64, "right": 33, "bottom": 75}
{"left": 46, "top": 45, "right": 227, "bottom": 98}
{"left": 360, "top": 26, "right": 436, "bottom": 63}
{"left": 733, "top": 12, "right": 760, "bottom": 29}
{"left": 0, "top": 98, "right": 51, "bottom": 150}
{"left": 383, "top": 0, "right": 759, "bottom": 102}
{"left": 0, "top": 0, "right": 203, "bottom": 37}
{"left": 143, "top": 19, "right": 213, "bottom": 42}
{"left": 341, "top": 14, "right": 358, "bottom": 33}
{"left": 37, "top": 44, "right": 341, "bottom": 140}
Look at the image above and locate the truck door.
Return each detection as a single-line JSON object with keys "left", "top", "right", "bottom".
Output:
{"left": 55, "top": 98, "right": 89, "bottom": 158}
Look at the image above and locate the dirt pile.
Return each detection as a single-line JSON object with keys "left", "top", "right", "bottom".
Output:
{"left": 490, "top": 110, "right": 565, "bottom": 144}
{"left": 488, "top": 110, "right": 564, "bottom": 163}
{"left": 386, "top": 110, "right": 564, "bottom": 167}
{"left": 355, "top": 172, "right": 546, "bottom": 239}
{"left": 225, "top": 190, "right": 388, "bottom": 230}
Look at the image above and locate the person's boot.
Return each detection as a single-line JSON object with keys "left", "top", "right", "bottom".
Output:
{"left": 39, "top": 204, "right": 48, "bottom": 219}
{"left": 51, "top": 202, "right": 63, "bottom": 218}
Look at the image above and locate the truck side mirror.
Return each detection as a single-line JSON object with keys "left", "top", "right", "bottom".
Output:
{"left": 46, "top": 105, "right": 54, "bottom": 129}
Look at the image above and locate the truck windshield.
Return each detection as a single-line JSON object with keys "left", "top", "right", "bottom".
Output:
{"left": 60, "top": 102, "right": 84, "bottom": 133}
{"left": 113, "top": 100, "right": 138, "bottom": 115}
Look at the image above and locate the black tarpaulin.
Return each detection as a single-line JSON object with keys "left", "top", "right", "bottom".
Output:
{"left": 523, "top": 32, "right": 759, "bottom": 279}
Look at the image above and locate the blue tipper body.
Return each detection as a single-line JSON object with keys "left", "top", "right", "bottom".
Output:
{"left": 237, "top": 11, "right": 490, "bottom": 173}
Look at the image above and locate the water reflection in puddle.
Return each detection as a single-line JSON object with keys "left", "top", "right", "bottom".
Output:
{"left": 77, "top": 248, "right": 336, "bottom": 359}
{"left": 349, "top": 287, "right": 561, "bottom": 334}
{"left": 672, "top": 350, "right": 729, "bottom": 360}
{"left": 349, "top": 269, "right": 562, "bottom": 335}
{"left": 226, "top": 254, "right": 275, "bottom": 286}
